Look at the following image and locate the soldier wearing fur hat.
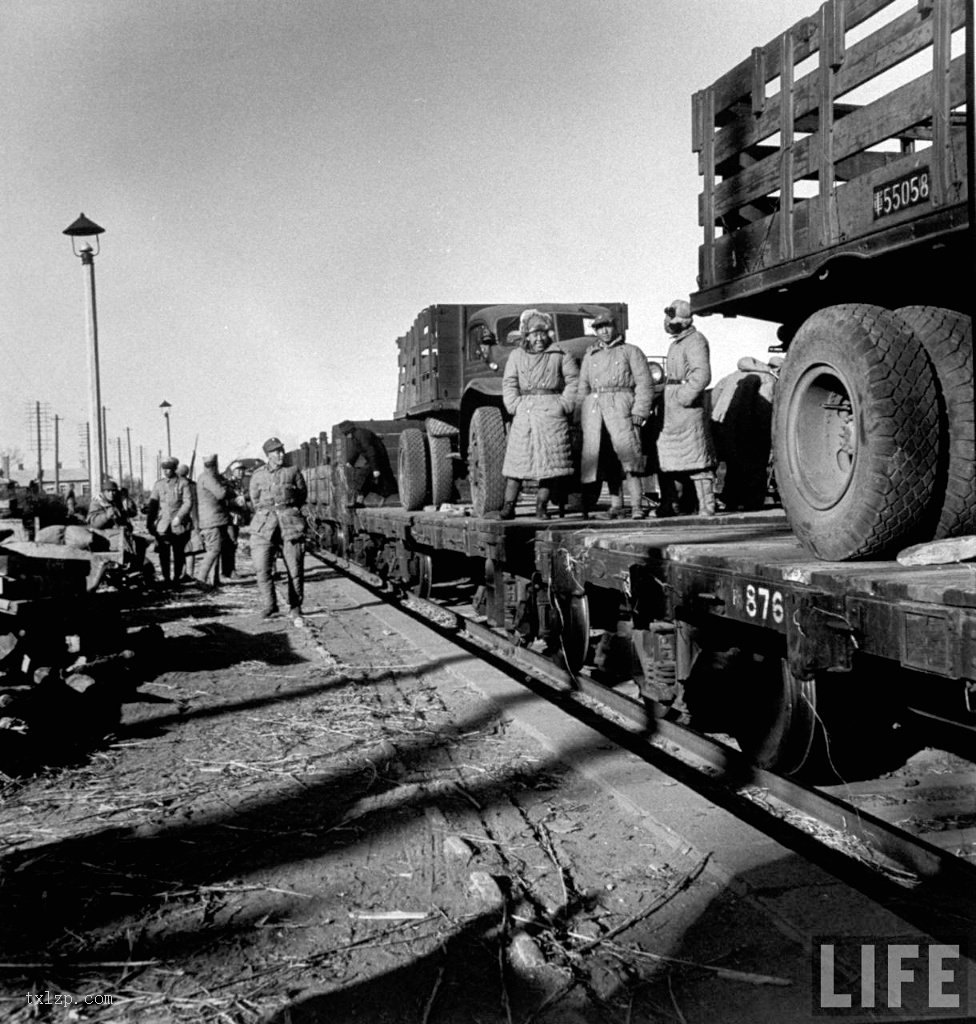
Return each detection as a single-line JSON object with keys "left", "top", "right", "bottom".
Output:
{"left": 249, "top": 437, "right": 308, "bottom": 626}
{"left": 656, "top": 299, "right": 717, "bottom": 516}
{"left": 489, "top": 309, "right": 579, "bottom": 521}
{"left": 146, "top": 457, "right": 194, "bottom": 584}
{"left": 577, "top": 312, "right": 654, "bottom": 518}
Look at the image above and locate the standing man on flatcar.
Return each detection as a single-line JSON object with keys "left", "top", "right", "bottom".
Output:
{"left": 249, "top": 437, "right": 308, "bottom": 626}
{"left": 577, "top": 312, "right": 655, "bottom": 518}
{"left": 655, "top": 299, "right": 717, "bottom": 516}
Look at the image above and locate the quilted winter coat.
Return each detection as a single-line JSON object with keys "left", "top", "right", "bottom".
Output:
{"left": 578, "top": 340, "right": 654, "bottom": 482}
{"left": 501, "top": 345, "right": 579, "bottom": 480}
{"left": 657, "top": 326, "right": 716, "bottom": 473}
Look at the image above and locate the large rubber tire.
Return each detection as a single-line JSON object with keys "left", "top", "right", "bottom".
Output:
{"left": 428, "top": 435, "right": 455, "bottom": 509}
{"left": 772, "top": 304, "right": 939, "bottom": 560}
{"left": 468, "top": 406, "right": 507, "bottom": 516}
{"left": 397, "top": 428, "right": 429, "bottom": 511}
{"left": 894, "top": 306, "right": 975, "bottom": 539}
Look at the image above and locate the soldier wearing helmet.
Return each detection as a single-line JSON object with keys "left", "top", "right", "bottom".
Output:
{"left": 577, "top": 311, "right": 655, "bottom": 518}
{"left": 655, "top": 299, "right": 717, "bottom": 516}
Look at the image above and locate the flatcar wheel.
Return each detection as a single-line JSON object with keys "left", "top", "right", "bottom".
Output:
{"left": 554, "top": 591, "right": 589, "bottom": 675}
{"left": 732, "top": 657, "right": 822, "bottom": 779}
{"left": 411, "top": 553, "right": 433, "bottom": 599}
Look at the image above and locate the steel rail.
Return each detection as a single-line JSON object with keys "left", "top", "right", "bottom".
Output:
{"left": 311, "top": 546, "right": 976, "bottom": 928}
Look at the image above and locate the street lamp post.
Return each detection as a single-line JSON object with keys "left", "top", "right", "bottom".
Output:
{"left": 160, "top": 400, "right": 172, "bottom": 457}
{"left": 63, "top": 213, "right": 106, "bottom": 495}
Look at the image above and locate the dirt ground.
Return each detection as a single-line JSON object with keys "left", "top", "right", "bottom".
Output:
{"left": 0, "top": 551, "right": 809, "bottom": 1023}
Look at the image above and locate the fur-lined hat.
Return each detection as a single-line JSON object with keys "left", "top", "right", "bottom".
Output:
{"left": 519, "top": 309, "right": 553, "bottom": 336}
{"left": 664, "top": 299, "right": 693, "bottom": 328}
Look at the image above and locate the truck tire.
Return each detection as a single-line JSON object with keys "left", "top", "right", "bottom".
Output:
{"left": 468, "top": 407, "right": 506, "bottom": 516}
{"left": 772, "top": 304, "right": 938, "bottom": 560}
{"left": 428, "top": 435, "right": 455, "bottom": 508}
{"left": 397, "top": 428, "right": 429, "bottom": 511}
{"left": 894, "top": 306, "right": 975, "bottom": 539}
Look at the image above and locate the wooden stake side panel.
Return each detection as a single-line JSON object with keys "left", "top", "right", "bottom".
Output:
{"left": 693, "top": 0, "right": 970, "bottom": 305}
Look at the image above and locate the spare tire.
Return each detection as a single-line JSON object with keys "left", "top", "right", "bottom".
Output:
{"left": 894, "top": 306, "right": 975, "bottom": 539}
{"left": 772, "top": 304, "right": 938, "bottom": 560}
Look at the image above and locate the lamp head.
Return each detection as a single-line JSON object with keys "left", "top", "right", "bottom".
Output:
{"left": 63, "top": 213, "right": 105, "bottom": 258}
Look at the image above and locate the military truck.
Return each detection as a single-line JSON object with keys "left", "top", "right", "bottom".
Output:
{"left": 393, "top": 302, "right": 628, "bottom": 515}
{"left": 691, "top": 0, "right": 973, "bottom": 560}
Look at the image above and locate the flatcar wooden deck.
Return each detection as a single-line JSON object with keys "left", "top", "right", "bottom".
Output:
{"left": 535, "top": 520, "right": 976, "bottom": 683}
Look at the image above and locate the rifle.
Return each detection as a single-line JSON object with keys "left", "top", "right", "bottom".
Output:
{"left": 188, "top": 434, "right": 199, "bottom": 477}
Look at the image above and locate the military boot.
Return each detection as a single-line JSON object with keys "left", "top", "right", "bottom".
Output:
{"left": 626, "top": 475, "right": 646, "bottom": 519}
{"left": 693, "top": 474, "right": 717, "bottom": 516}
{"left": 654, "top": 473, "right": 680, "bottom": 518}
{"left": 485, "top": 501, "right": 517, "bottom": 521}
{"left": 535, "top": 486, "right": 551, "bottom": 521}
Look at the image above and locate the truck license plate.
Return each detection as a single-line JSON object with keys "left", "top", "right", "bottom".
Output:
{"left": 873, "top": 167, "right": 930, "bottom": 220}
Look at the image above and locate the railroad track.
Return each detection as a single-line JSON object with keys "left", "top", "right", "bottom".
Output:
{"left": 311, "top": 545, "right": 976, "bottom": 941}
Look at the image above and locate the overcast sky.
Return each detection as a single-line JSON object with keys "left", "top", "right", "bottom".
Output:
{"left": 1, "top": 0, "right": 801, "bottom": 479}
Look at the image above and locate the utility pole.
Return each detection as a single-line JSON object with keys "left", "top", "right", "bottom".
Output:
{"left": 86, "top": 421, "right": 92, "bottom": 496}
{"left": 126, "top": 427, "right": 134, "bottom": 490}
{"left": 139, "top": 445, "right": 145, "bottom": 494}
{"left": 54, "top": 414, "right": 60, "bottom": 493}
{"left": 117, "top": 436, "right": 124, "bottom": 485}
{"left": 102, "top": 406, "right": 109, "bottom": 477}
{"left": 35, "top": 401, "right": 43, "bottom": 484}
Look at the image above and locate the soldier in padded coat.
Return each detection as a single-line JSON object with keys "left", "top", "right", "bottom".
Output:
{"left": 146, "top": 457, "right": 194, "bottom": 585}
{"left": 195, "top": 454, "right": 241, "bottom": 588}
{"left": 656, "top": 299, "right": 718, "bottom": 516}
{"left": 249, "top": 437, "right": 309, "bottom": 625}
{"left": 578, "top": 312, "right": 654, "bottom": 518}
{"left": 490, "top": 309, "right": 579, "bottom": 521}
